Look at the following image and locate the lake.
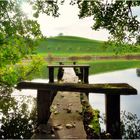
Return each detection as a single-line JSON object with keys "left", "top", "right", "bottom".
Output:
{"left": 89, "top": 68, "right": 140, "bottom": 118}
{"left": 13, "top": 68, "right": 140, "bottom": 118}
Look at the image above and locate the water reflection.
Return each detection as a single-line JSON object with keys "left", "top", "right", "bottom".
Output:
{"left": 89, "top": 68, "right": 140, "bottom": 118}
{"left": 136, "top": 68, "right": 140, "bottom": 77}
{"left": 13, "top": 79, "right": 49, "bottom": 97}
{"left": 13, "top": 68, "right": 140, "bottom": 118}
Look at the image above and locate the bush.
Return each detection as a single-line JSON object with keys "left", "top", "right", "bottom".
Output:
{"left": 0, "top": 96, "right": 37, "bottom": 139}
{"left": 121, "top": 111, "right": 140, "bottom": 139}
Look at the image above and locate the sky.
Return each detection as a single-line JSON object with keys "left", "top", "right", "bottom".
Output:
{"left": 21, "top": 1, "right": 140, "bottom": 41}
{"left": 22, "top": 1, "right": 109, "bottom": 41}
{"left": 37, "top": 2, "right": 110, "bottom": 41}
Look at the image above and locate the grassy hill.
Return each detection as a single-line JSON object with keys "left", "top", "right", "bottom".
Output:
{"left": 36, "top": 36, "right": 114, "bottom": 56}
{"left": 33, "top": 36, "right": 140, "bottom": 78}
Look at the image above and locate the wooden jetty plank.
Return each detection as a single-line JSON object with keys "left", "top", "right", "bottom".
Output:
{"left": 105, "top": 94, "right": 121, "bottom": 138}
{"left": 50, "top": 91, "right": 87, "bottom": 139}
{"left": 16, "top": 64, "right": 137, "bottom": 139}
{"left": 47, "top": 64, "right": 90, "bottom": 68}
{"left": 16, "top": 82, "right": 137, "bottom": 95}
{"left": 37, "top": 90, "right": 57, "bottom": 124}
{"left": 49, "top": 68, "right": 87, "bottom": 139}
{"left": 32, "top": 68, "right": 87, "bottom": 139}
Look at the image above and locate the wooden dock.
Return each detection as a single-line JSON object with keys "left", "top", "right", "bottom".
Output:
{"left": 32, "top": 68, "right": 87, "bottom": 139}
{"left": 16, "top": 63, "right": 137, "bottom": 139}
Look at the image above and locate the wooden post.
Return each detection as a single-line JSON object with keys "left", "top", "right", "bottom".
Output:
{"left": 105, "top": 94, "right": 121, "bottom": 139}
{"left": 83, "top": 67, "right": 89, "bottom": 83}
{"left": 57, "top": 67, "right": 64, "bottom": 81}
{"left": 83, "top": 67, "right": 89, "bottom": 97}
{"left": 80, "top": 67, "right": 84, "bottom": 82}
{"left": 16, "top": 81, "right": 137, "bottom": 137}
{"left": 48, "top": 67, "right": 54, "bottom": 83}
{"left": 37, "top": 90, "right": 52, "bottom": 124}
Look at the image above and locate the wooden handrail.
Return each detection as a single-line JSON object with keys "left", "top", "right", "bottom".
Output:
{"left": 47, "top": 64, "right": 90, "bottom": 68}
{"left": 16, "top": 81, "right": 137, "bottom": 138}
{"left": 16, "top": 82, "right": 137, "bottom": 95}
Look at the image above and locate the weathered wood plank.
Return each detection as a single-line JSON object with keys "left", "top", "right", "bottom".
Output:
{"left": 47, "top": 64, "right": 90, "bottom": 68}
{"left": 37, "top": 90, "right": 57, "bottom": 125}
{"left": 48, "top": 67, "right": 54, "bottom": 83}
{"left": 16, "top": 82, "right": 137, "bottom": 95}
{"left": 105, "top": 94, "right": 121, "bottom": 138}
{"left": 83, "top": 67, "right": 89, "bottom": 97}
{"left": 37, "top": 90, "right": 52, "bottom": 124}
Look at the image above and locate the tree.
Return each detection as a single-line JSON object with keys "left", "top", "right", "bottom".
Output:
{"left": 76, "top": 0, "right": 140, "bottom": 44}
{"left": 0, "top": 0, "right": 61, "bottom": 91}
{"left": 0, "top": 0, "right": 59, "bottom": 138}
{"left": 32, "top": 0, "right": 140, "bottom": 51}
{"left": 1, "top": 0, "right": 140, "bottom": 138}
{"left": 136, "top": 35, "right": 140, "bottom": 45}
{"left": 0, "top": 0, "right": 41, "bottom": 84}
{"left": 31, "top": 0, "right": 140, "bottom": 44}
{"left": 58, "top": 33, "right": 64, "bottom": 36}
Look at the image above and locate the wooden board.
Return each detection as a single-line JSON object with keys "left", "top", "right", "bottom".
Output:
{"left": 16, "top": 82, "right": 137, "bottom": 95}
{"left": 47, "top": 64, "right": 90, "bottom": 68}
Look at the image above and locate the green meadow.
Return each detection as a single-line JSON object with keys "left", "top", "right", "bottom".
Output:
{"left": 36, "top": 36, "right": 140, "bottom": 56}
{"left": 34, "top": 36, "right": 140, "bottom": 78}
{"left": 88, "top": 60, "right": 140, "bottom": 75}
{"left": 36, "top": 36, "right": 114, "bottom": 56}
{"left": 33, "top": 60, "right": 140, "bottom": 79}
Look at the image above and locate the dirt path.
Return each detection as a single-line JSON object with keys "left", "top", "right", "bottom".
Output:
{"left": 32, "top": 68, "right": 87, "bottom": 139}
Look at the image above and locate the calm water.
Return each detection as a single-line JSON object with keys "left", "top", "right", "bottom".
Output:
{"left": 89, "top": 68, "right": 140, "bottom": 118}
{"left": 13, "top": 68, "right": 140, "bottom": 118}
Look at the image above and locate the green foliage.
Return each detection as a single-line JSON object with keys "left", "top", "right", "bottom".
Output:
{"left": 0, "top": 0, "right": 46, "bottom": 75}
{"left": 0, "top": 0, "right": 43, "bottom": 87}
{"left": 81, "top": 93, "right": 100, "bottom": 138}
{"left": 15, "top": 56, "right": 46, "bottom": 81}
{"left": 36, "top": 36, "right": 140, "bottom": 56}
{"left": 88, "top": 109, "right": 100, "bottom": 137}
{"left": 77, "top": 0, "right": 140, "bottom": 44}
{"left": 100, "top": 111, "right": 140, "bottom": 138}
{"left": 136, "top": 35, "right": 140, "bottom": 45}
{"left": 32, "top": 0, "right": 60, "bottom": 17}
{"left": 0, "top": 96, "right": 37, "bottom": 139}
{"left": 121, "top": 111, "right": 140, "bottom": 139}
{"left": 106, "top": 40, "right": 140, "bottom": 55}
{"left": 0, "top": 0, "right": 57, "bottom": 138}
{"left": 0, "top": 56, "right": 45, "bottom": 87}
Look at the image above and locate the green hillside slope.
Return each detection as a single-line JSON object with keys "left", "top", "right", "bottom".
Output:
{"left": 36, "top": 36, "right": 140, "bottom": 56}
{"left": 36, "top": 36, "right": 113, "bottom": 56}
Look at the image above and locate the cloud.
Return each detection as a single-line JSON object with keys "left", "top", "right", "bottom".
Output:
{"left": 37, "top": 1, "right": 109, "bottom": 41}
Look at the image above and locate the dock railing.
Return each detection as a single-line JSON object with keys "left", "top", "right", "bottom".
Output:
{"left": 16, "top": 63, "right": 137, "bottom": 139}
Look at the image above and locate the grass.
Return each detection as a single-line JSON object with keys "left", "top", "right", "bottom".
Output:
{"left": 36, "top": 36, "right": 114, "bottom": 56}
{"left": 32, "top": 60, "right": 140, "bottom": 79}
{"left": 36, "top": 36, "right": 140, "bottom": 57}
{"left": 88, "top": 60, "right": 140, "bottom": 75}
{"left": 34, "top": 36, "right": 140, "bottom": 138}
{"left": 33, "top": 35, "right": 140, "bottom": 78}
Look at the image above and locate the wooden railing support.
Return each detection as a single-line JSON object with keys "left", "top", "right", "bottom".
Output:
{"left": 83, "top": 67, "right": 89, "bottom": 97}
{"left": 80, "top": 67, "right": 84, "bottom": 81}
{"left": 48, "top": 67, "right": 54, "bottom": 83}
{"left": 16, "top": 82, "right": 137, "bottom": 139}
{"left": 105, "top": 94, "right": 121, "bottom": 138}
{"left": 83, "top": 67, "right": 89, "bottom": 84}
{"left": 37, "top": 90, "right": 52, "bottom": 124}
